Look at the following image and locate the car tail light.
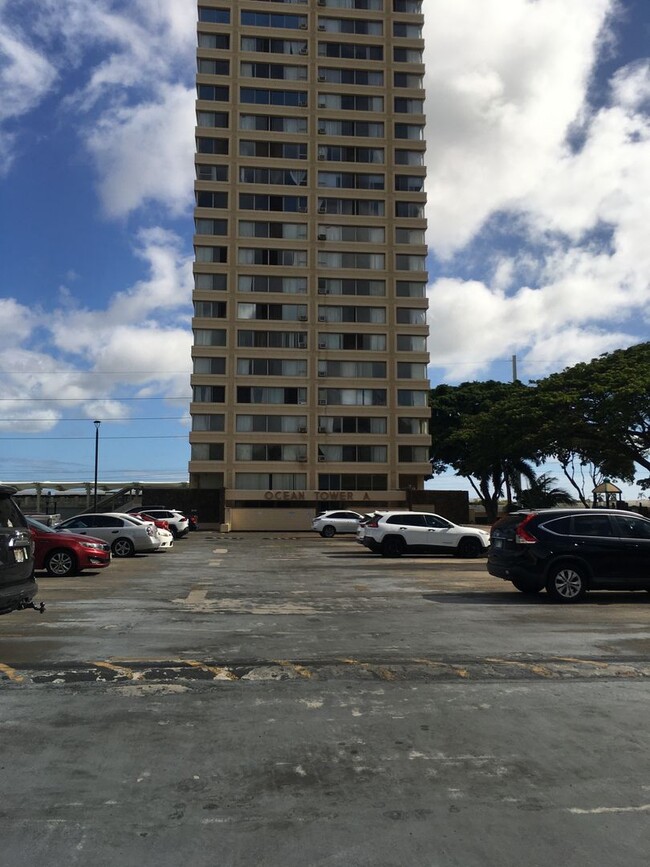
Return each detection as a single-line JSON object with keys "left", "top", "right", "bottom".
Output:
{"left": 366, "top": 519, "right": 379, "bottom": 528}
{"left": 515, "top": 514, "right": 538, "bottom": 544}
{"left": 146, "top": 525, "right": 156, "bottom": 537}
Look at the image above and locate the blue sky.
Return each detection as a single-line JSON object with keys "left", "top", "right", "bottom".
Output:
{"left": 1, "top": 0, "right": 649, "bottom": 497}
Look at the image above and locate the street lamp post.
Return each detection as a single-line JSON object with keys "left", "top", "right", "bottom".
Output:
{"left": 93, "top": 420, "right": 101, "bottom": 511}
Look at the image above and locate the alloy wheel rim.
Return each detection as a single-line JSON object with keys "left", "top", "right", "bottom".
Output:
{"left": 555, "top": 569, "right": 582, "bottom": 598}
{"left": 51, "top": 553, "right": 72, "bottom": 574}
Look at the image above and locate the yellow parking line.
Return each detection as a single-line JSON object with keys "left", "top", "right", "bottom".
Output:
{"left": 0, "top": 663, "right": 24, "bottom": 683}
{"left": 413, "top": 658, "right": 470, "bottom": 679}
{"left": 273, "top": 660, "right": 313, "bottom": 679}
{"left": 185, "top": 660, "right": 239, "bottom": 681}
{"left": 485, "top": 657, "right": 554, "bottom": 678}
{"left": 93, "top": 661, "right": 136, "bottom": 680}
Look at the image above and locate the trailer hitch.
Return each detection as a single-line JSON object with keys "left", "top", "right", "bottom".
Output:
{"left": 20, "top": 601, "right": 45, "bottom": 614}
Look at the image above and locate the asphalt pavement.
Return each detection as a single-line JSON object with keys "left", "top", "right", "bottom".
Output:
{"left": 1, "top": 531, "right": 649, "bottom": 866}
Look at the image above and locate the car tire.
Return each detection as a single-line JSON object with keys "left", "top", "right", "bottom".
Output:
{"left": 512, "top": 579, "right": 541, "bottom": 595}
{"left": 320, "top": 525, "right": 336, "bottom": 538}
{"left": 169, "top": 526, "right": 179, "bottom": 539}
{"left": 546, "top": 562, "right": 587, "bottom": 603}
{"left": 112, "top": 537, "right": 135, "bottom": 558}
{"left": 381, "top": 536, "right": 406, "bottom": 558}
{"left": 45, "top": 549, "right": 77, "bottom": 577}
{"left": 456, "top": 537, "right": 483, "bottom": 558}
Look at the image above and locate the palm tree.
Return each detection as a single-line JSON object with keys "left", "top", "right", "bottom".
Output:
{"left": 518, "top": 473, "right": 576, "bottom": 509}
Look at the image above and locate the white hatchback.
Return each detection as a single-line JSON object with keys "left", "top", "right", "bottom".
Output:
{"left": 358, "top": 511, "right": 490, "bottom": 558}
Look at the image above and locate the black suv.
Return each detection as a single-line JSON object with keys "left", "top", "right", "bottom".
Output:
{"left": 488, "top": 508, "right": 650, "bottom": 603}
{"left": 0, "top": 485, "right": 38, "bottom": 615}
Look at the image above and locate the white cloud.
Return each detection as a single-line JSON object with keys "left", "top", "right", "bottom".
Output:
{"left": 425, "top": 3, "right": 650, "bottom": 381}
{"left": 82, "top": 84, "right": 195, "bottom": 217}
{"left": 0, "top": 229, "right": 192, "bottom": 431}
{"left": 423, "top": 0, "right": 615, "bottom": 256}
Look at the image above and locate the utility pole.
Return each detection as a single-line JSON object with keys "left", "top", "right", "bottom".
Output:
{"left": 93, "top": 420, "right": 101, "bottom": 511}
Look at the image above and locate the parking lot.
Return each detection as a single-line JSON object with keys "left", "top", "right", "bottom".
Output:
{"left": 1, "top": 532, "right": 650, "bottom": 865}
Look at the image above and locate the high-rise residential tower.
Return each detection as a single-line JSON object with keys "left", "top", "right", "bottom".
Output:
{"left": 190, "top": 0, "right": 430, "bottom": 530}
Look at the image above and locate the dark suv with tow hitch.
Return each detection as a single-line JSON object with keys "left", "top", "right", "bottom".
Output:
{"left": 488, "top": 508, "right": 650, "bottom": 603}
{"left": 0, "top": 485, "right": 42, "bottom": 615}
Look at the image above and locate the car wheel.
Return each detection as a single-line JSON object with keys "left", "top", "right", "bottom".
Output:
{"left": 169, "top": 526, "right": 179, "bottom": 539}
{"left": 381, "top": 536, "right": 406, "bottom": 558}
{"left": 546, "top": 563, "right": 587, "bottom": 603}
{"left": 45, "top": 549, "right": 77, "bottom": 577}
{"left": 456, "top": 537, "right": 483, "bottom": 558}
{"left": 321, "top": 525, "right": 336, "bottom": 538}
{"left": 512, "top": 579, "right": 541, "bottom": 595}
{"left": 112, "top": 537, "right": 135, "bottom": 558}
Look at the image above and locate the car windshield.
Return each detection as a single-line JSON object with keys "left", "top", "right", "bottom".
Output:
{"left": 26, "top": 517, "right": 55, "bottom": 534}
{"left": 123, "top": 515, "right": 147, "bottom": 525}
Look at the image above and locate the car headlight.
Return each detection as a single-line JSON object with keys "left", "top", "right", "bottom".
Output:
{"left": 81, "top": 541, "right": 105, "bottom": 551}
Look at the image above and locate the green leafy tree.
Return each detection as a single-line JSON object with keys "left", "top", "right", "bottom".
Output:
{"left": 517, "top": 473, "right": 576, "bottom": 509}
{"left": 429, "top": 381, "right": 538, "bottom": 522}
{"left": 532, "top": 342, "right": 649, "bottom": 487}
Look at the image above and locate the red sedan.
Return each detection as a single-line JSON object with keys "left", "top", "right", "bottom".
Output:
{"left": 27, "top": 517, "right": 111, "bottom": 577}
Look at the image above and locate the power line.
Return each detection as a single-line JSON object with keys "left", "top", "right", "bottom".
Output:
{"left": 0, "top": 435, "right": 188, "bottom": 441}
{"left": 0, "top": 396, "right": 189, "bottom": 402}
{"left": 0, "top": 416, "right": 188, "bottom": 422}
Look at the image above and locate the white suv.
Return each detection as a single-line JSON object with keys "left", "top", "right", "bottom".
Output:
{"left": 311, "top": 510, "right": 364, "bottom": 538}
{"left": 139, "top": 510, "right": 189, "bottom": 538}
{"left": 358, "top": 511, "right": 490, "bottom": 558}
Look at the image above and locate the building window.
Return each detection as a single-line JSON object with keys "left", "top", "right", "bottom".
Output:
{"left": 239, "top": 167, "right": 308, "bottom": 186}
{"left": 318, "top": 68, "right": 384, "bottom": 86}
{"left": 394, "top": 72, "right": 423, "bottom": 89}
{"left": 195, "top": 218, "right": 228, "bottom": 235}
{"left": 397, "top": 334, "right": 427, "bottom": 351}
{"left": 318, "top": 474, "right": 387, "bottom": 491}
{"left": 394, "top": 98, "right": 425, "bottom": 114}
{"left": 238, "top": 248, "right": 308, "bottom": 267}
{"left": 237, "top": 302, "right": 308, "bottom": 320}
{"left": 318, "top": 251, "right": 385, "bottom": 269}
{"left": 237, "top": 330, "right": 307, "bottom": 349}
{"left": 395, "top": 228, "right": 425, "bottom": 245}
{"left": 196, "top": 191, "right": 228, "bottom": 209}
{"left": 236, "top": 443, "right": 307, "bottom": 461}
{"left": 398, "top": 446, "right": 430, "bottom": 463}
{"left": 395, "top": 123, "right": 425, "bottom": 140}
{"left": 239, "top": 221, "right": 307, "bottom": 240}
{"left": 395, "top": 149, "right": 424, "bottom": 166}
{"left": 317, "top": 145, "right": 384, "bottom": 164}
{"left": 198, "top": 59, "right": 230, "bottom": 75}
{"left": 393, "top": 22, "right": 423, "bottom": 38}
{"left": 393, "top": 47, "right": 423, "bottom": 63}
{"left": 318, "top": 171, "right": 384, "bottom": 190}
{"left": 194, "top": 273, "right": 228, "bottom": 291}
{"left": 397, "top": 362, "right": 428, "bottom": 379}
{"left": 318, "top": 388, "right": 387, "bottom": 406}
{"left": 397, "top": 307, "right": 427, "bottom": 325}
{"left": 396, "top": 254, "right": 427, "bottom": 271}
{"left": 239, "top": 194, "right": 308, "bottom": 213}
{"left": 191, "top": 443, "right": 225, "bottom": 461}
{"left": 240, "top": 114, "right": 308, "bottom": 133}
{"left": 241, "top": 62, "right": 307, "bottom": 81}
{"left": 318, "top": 332, "right": 386, "bottom": 351}
{"left": 318, "top": 416, "right": 387, "bottom": 434}
{"left": 198, "top": 33, "right": 230, "bottom": 49}
{"left": 235, "top": 473, "right": 306, "bottom": 490}
{"left": 318, "top": 198, "right": 385, "bottom": 216}
{"left": 237, "top": 358, "right": 308, "bottom": 376}
{"left": 193, "top": 355, "right": 226, "bottom": 375}
{"left": 195, "top": 245, "right": 228, "bottom": 263}
{"left": 240, "top": 140, "right": 307, "bottom": 159}
{"left": 318, "top": 42, "right": 383, "bottom": 61}
{"left": 318, "top": 361, "right": 386, "bottom": 378}
{"left": 319, "top": 445, "right": 387, "bottom": 462}
{"left": 193, "top": 329, "right": 227, "bottom": 347}
{"left": 236, "top": 415, "right": 307, "bottom": 433}
{"left": 197, "top": 85, "right": 230, "bottom": 102}
{"left": 318, "top": 119, "right": 385, "bottom": 137}
{"left": 397, "top": 390, "right": 428, "bottom": 407}
{"left": 318, "top": 305, "right": 386, "bottom": 324}
{"left": 396, "top": 281, "right": 426, "bottom": 298}
{"left": 240, "top": 88, "right": 307, "bottom": 106}
{"left": 194, "top": 301, "right": 227, "bottom": 318}
{"left": 196, "top": 138, "right": 229, "bottom": 156}
{"left": 198, "top": 7, "right": 230, "bottom": 24}
{"left": 241, "top": 12, "right": 308, "bottom": 29}
{"left": 318, "top": 278, "right": 385, "bottom": 296}
{"left": 236, "top": 386, "right": 308, "bottom": 405}
{"left": 398, "top": 417, "right": 428, "bottom": 435}
{"left": 238, "top": 275, "right": 307, "bottom": 294}
{"left": 395, "top": 201, "right": 425, "bottom": 218}
{"left": 196, "top": 111, "right": 229, "bottom": 128}
{"left": 395, "top": 175, "right": 425, "bottom": 192}
{"left": 241, "top": 37, "right": 308, "bottom": 54}
{"left": 318, "top": 17, "right": 383, "bottom": 35}
{"left": 193, "top": 385, "right": 226, "bottom": 402}
{"left": 318, "top": 93, "right": 384, "bottom": 112}
{"left": 192, "top": 414, "right": 225, "bottom": 432}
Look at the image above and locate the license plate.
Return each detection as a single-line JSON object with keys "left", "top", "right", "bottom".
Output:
{"left": 14, "top": 548, "right": 26, "bottom": 562}
{"left": 492, "top": 538, "right": 503, "bottom": 549}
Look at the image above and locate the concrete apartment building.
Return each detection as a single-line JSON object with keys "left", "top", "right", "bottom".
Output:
{"left": 189, "top": 0, "right": 430, "bottom": 530}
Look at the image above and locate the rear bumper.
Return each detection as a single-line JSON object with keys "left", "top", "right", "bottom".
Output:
{"left": 487, "top": 558, "right": 544, "bottom": 586}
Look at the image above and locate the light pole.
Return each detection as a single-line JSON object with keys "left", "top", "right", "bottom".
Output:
{"left": 93, "top": 420, "right": 101, "bottom": 511}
